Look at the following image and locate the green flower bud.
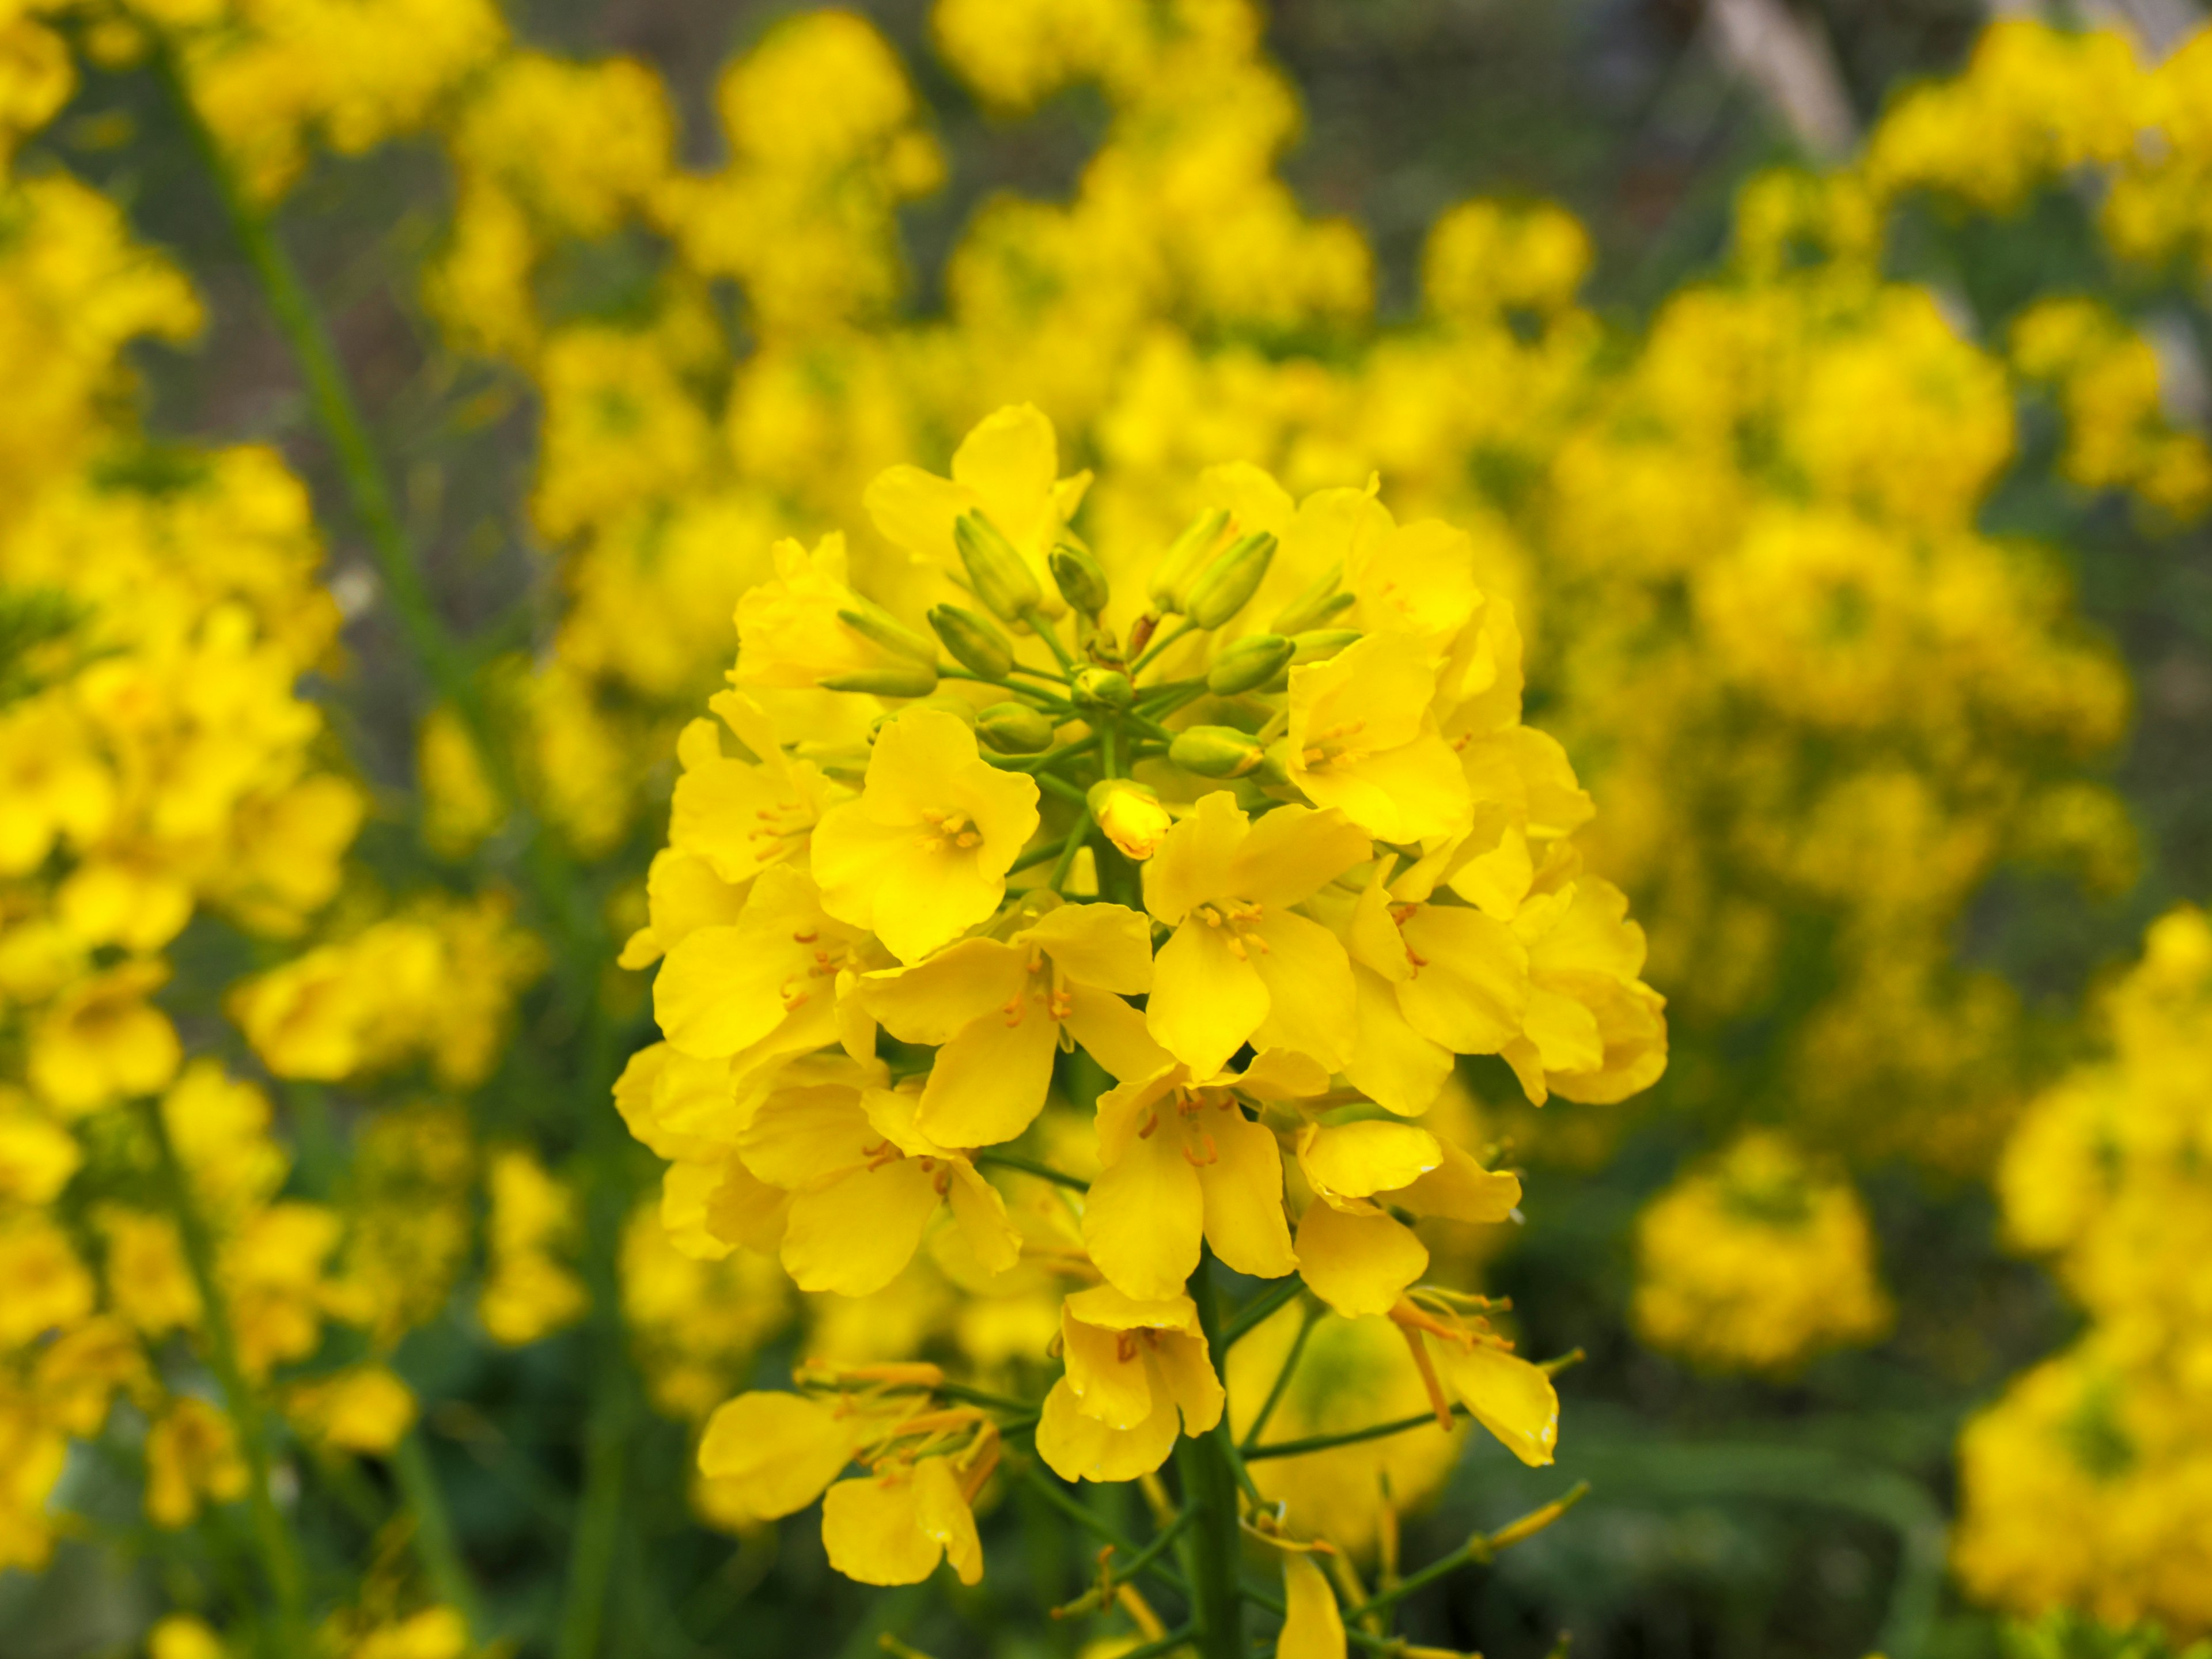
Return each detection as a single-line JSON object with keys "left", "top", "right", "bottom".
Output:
{"left": 976, "top": 701, "right": 1056, "bottom": 755}
{"left": 1048, "top": 540, "right": 1111, "bottom": 618}
{"left": 1147, "top": 506, "right": 1231, "bottom": 613}
{"left": 1072, "top": 666, "right": 1133, "bottom": 712}
{"left": 1271, "top": 563, "right": 1354, "bottom": 636}
{"left": 821, "top": 661, "right": 940, "bottom": 698}
{"left": 1168, "top": 725, "right": 1267, "bottom": 778}
{"left": 1206, "top": 633, "right": 1296, "bottom": 695}
{"left": 1289, "top": 628, "right": 1362, "bottom": 665}
{"left": 953, "top": 510, "right": 1043, "bottom": 622}
{"left": 835, "top": 604, "right": 937, "bottom": 664}
{"left": 1183, "top": 531, "right": 1277, "bottom": 629}
{"left": 928, "top": 604, "right": 1016, "bottom": 679}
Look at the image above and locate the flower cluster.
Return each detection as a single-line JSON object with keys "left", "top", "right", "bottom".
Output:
{"left": 1953, "top": 909, "right": 2212, "bottom": 1632}
{"left": 620, "top": 404, "right": 1661, "bottom": 1589}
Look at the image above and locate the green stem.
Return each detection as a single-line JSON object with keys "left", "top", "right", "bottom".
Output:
{"left": 1018, "top": 1467, "right": 1187, "bottom": 1596}
{"left": 1343, "top": 1483, "right": 1590, "bottom": 1622}
{"left": 1180, "top": 1259, "right": 1246, "bottom": 1659}
{"left": 940, "top": 666, "right": 1073, "bottom": 711}
{"left": 1020, "top": 607, "right": 1080, "bottom": 675}
{"left": 1100, "top": 721, "right": 1121, "bottom": 779}
{"left": 1244, "top": 1403, "right": 1469, "bottom": 1461}
{"left": 1239, "top": 1300, "right": 1320, "bottom": 1455}
{"left": 1116, "top": 1627, "right": 1198, "bottom": 1659}
{"left": 1218, "top": 1278, "right": 1304, "bottom": 1349}
{"left": 971, "top": 1150, "right": 1089, "bottom": 1192}
{"left": 931, "top": 1380, "right": 1039, "bottom": 1415}
{"left": 1047, "top": 809, "right": 1096, "bottom": 892}
{"left": 393, "top": 1430, "right": 486, "bottom": 1637}
{"left": 141, "top": 1100, "right": 310, "bottom": 1657}
{"left": 1038, "top": 772, "right": 1090, "bottom": 806}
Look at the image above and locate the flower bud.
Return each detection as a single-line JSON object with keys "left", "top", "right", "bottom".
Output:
{"left": 1271, "top": 563, "right": 1354, "bottom": 636}
{"left": 1147, "top": 507, "right": 1231, "bottom": 613}
{"left": 1206, "top": 634, "right": 1296, "bottom": 695}
{"left": 927, "top": 604, "right": 1016, "bottom": 679}
{"left": 835, "top": 604, "right": 937, "bottom": 664}
{"left": 1255, "top": 741, "right": 1292, "bottom": 787}
{"left": 824, "top": 661, "right": 940, "bottom": 698}
{"left": 1072, "top": 666, "right": 1133, "bottom": 712}
{"left": 1183, "top": 531, "right": 1277, "bottom": 629}
{"left": 1168, "top": 725, "right": 1267, "bottom": 778}
{"left": 1048, "top": 540, "right": 1111, "bottom": 618}
{"left": 975, "top": 701, "right": 1056, "bottom": 755}
{"left": 953, "top": 510, "right": 1043, "bottom": 622}
{"left": 1086, "top": 779, "right": 1173, "bottom": 861}
{"left": 1289, "top": 628, "right": 1362, "bottom": 665}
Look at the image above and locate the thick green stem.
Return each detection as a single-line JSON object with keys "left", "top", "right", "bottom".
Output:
{"left": 393, "top": 1431, "right": 486, "bottom": 1637}
{"left": 142, "top": 1100, "right": 310, "bottom": 1657}
{"left": 1180, "top": 1260, "right": 1246, "bottom": 1659}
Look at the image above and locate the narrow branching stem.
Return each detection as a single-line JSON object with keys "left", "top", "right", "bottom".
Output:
{"left": 1244, "top": 1403, "right": 1470, "bottom": 1461}
{"left": 1219, "top": 1278, "right": 1304, "bottom": 1350}
{"left": 971, "top": 1150, "right": 1089, "bottom": 1192}
{"left": 1021, "top": 608, "right": 1080, "bottom": 674}
{"left": 1130, "top": 618, "right": 1197, "bottom": 679}
{"left": 1239, "top": 1299, "right": 1321, "bottom": 1455}
{"left": 1343, "top": 1482, "right": 1592, "bottom": 1622}
{"left": 141, "top": 1099, "right": 310, "bottom": 1655}
{"left": 1047, "top": 808, "right": 1097, "bottom": 892}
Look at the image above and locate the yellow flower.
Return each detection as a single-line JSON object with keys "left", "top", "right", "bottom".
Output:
{"left": 859, "top": 896, "right": 1157, "bottom": 1147}
{"left": 286, "top": 1365, "right": 418, "bottom": 1455}
{"left": 27, "top": 959, "right": 181, "bottom": 1115}
{"left": 696, "top": 1388, "right": 869, "bottom": 1524}
{"left": 1278, "top": 1550, "right": 1347, "bottom": 1659}
{"left": 1141, "top": 791, "right": 1373, "bottom": 1078}
{"left": 823, "top": 1449, "right": 989, "bottom": 1586}
{"left": 733, "top": 1065, "right": 1020, "bottom": 1295}
{"left": 145, "top": 1397, "right": 248, "bottom": 1528}
{"left": 864, "top": 403, "right": 1092, "bottom": 622}
{"left": 0, "top": 1094, "right": 79, "bottom": 1205}
{"left": 1392, "top": 1298, "right": 1558, "bottom": 1468}
{"left": 666, "top": 691, "right": 843, "bottom": 888}
{"left": 1498, "top": 861, "right": 1668, "bottom": 1107}
{"left": 0, "top": 699, "right": 112, "bottom": 874}
{"left": 1083, "top": 1058, "right": 1302, "bottom": 1300}
{"left": 1035, "top": 1283, "right": 1224, "bottom": 1482}
{"left": 1286, "top": 632, "right": 1471, "bottom": 844}
{"left": 1292, "top": 1120, "right": 1520, "bottom": 1318}
{"left": 732, "top": 532, "right": 925, "bottom": 690}
{"left": 811, "top": 706, "right": 1040, "bottom": 963}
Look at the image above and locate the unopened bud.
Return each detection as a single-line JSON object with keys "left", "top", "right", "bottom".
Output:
{"left": 953, "top": 510, "right": 1043, "bottom": 622}
{"left": 1184, "top": 531, "right": 1277, "bottom": 629}
{"left": 1148, "top": 507, "right": 1231, "bottom": 613}
{"left": 1271, "top": 564, "right": 1354, "bottom": 636}
{"left": 1206, "top": 634, "right": 1296, "bottom": 696}
{"left": 976, "top": 701, "right": 1056, "bottom": 755}
{"left": 1048, "top": 540, "right": 1111, "bottom": 618}
{"left": 1169, "top": 725, "right": 1267, "bottom": 778}
{"left": 1289, "top": 628, "right": 1362, "bottom": 666}
{"left": 1086, "top": 779, "right": 1173, "bottom": 861}
{"left": 836, "top": 604, "right": 937, "bottom": 664}
{"left": 1072, "top": 666, "right": 1133, "bottom": 713}
{"left": 928, "top": 604, "right": 1015, "bottom": 679}
{"left": 823, "top": 661, "right": 939, "bottom": 698}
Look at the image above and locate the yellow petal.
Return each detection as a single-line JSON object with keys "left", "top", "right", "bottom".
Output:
{"left": 945, "top": 1164, "right": 1022, "bottom": 1277}
{"left": 1061, "top": 1310, "right": 1155, "bottom": 1429}
{"left": 863, "top": 463, "right": 974, "bottom": 565}
{"left": 1296, "top": 1121, "right": 1442, "bottom": 1200}
{"left": 1061, "top": 984, "right": 1173, "bottom": 1082}
{"left": 1396, "top": 905, "right": 1529, "bottom": 1055}
{"left": 1084, "top": 1121, "right": 1205, "bottom": 1301}
{"left": 1521, "top": 984, "right": 1604, "bottom": 1075}
{"left": 1152, "top": 1328, "right": 1226, "bottom": 1434}
{"left": 861, "top": 940, "right": 1025, "bottom": 1044}
{"left": 914, "top": 989, "right": 1060, "bottom": 1147}
{"left": 1279, "top": 1551, "right": 1347, "bottom": 1659}
{"left": 1018, "top": 901, "right": 1154, "bottom": 994}
{"left": 950, "top": 403, "right": 1059, "bottom": 546}
{"left": 1295, "top": 1202, "right": 1428, "bottom": 1319}
{"left": 822, "top": 1471, "right": 942, "bottom": 1585}
{"left": 1142, "top": 789, "right": 1251, "bottom": 925}
{"left": 1343, "top": 965, "right": 1455, "bottom": 1116}
{"left": 1035, "top": 1377, "right": 1181, "bottom": 1483}
{"left": 737, "top": 1082, "right": 874, "bottom": 1188}
{"left": 698, "top": 1392, "right": 855, "bottom": 1520}
{"left": 913, "top": 1455, "right": 984, "bottom": 1586}
{"left": 1197, "top": 1107, "right": 1297, "bottom": 1281}
{"left": 1232, "top": 804, "right": 1374, "bottom": 910}
{"left": 780, "top": 1160, "right": 940, "bottom": 1296}
{"left": 1433, "top": 1342, "right": 1558, "bottom": 1468}
{"left": 1249, "top": 910, "right": 1357, "bottom": 1071}
{"left": 1147, "top": 919, "right": 1270, "bottom": 1079}
{"left": 1397, "top": 1142, "right": 1521, "bottom": 1224}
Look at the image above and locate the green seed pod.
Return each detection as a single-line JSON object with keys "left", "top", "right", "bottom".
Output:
{"left": 821, "top": 661, "right": 940, "bottom": 698}
{"left": 1072, "top": 666, "right": 1134, "bottom": 712}
{"left": 1183, "top": 531, "right": 1277, "bottom": 630}
{"left": 976, "top": 701, "right": 1056, "bottom": 755}
{"left": 1270, "top": 562, "right": 1350, "bottom": 637}
{"left": 1289, "top": 628, "right": 1362, "bottom": 666}
{"left": 928, "top": 604, "right": 1016, "bottom": 679}
{"left": 1168, "top": 725, "right": 1266, "bottom": 779}
{"left": 1206, "top": 633, "right": 1296, "bottom": 696}
{"left": 835, "top": 604, "right": 937, "bottom": 664}
{"left": 953, "top": 510, "right": 1043, "bottom": 622}
{"left": 1147, "top": 506, "right": 1231, "bottom": 613}
{"left": 1048, "top": 540, "right": 1111, "bottom": 618}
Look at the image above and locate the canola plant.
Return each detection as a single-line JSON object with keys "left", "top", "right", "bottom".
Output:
{"left": 0, "top": 2, "right": 2208, "bottom": 1655}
